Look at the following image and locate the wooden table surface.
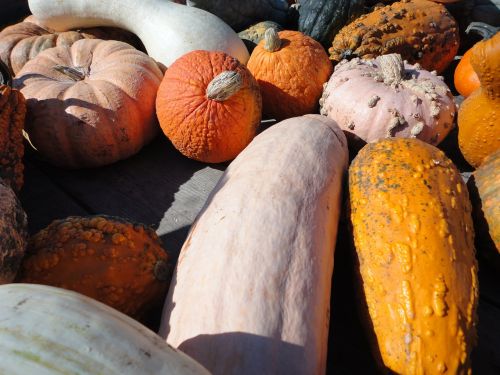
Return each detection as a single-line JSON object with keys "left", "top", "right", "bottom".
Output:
{"left": 4, "top": 2, "right": 499, "bottom": 373}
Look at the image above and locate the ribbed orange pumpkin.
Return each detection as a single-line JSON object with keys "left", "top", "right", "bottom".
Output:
{"left": 247, "top": 29, "right": 333, "bottom": 120}
{"left": 13, "top": 38, "right": 163, "bottom": 169}
{"left": 16, "top": 215, "right": 171, "bottom": 319}
{"left": 458, "top": 30, "right": 500, "bottom": 168}
{"left": 349, "top": 138, "right": 478, "bottom": 374}
{"left": 156, "top": 50, "right": 261, "bottom": 163}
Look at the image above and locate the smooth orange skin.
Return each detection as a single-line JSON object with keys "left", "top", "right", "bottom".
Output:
{"left": 458, "top": 32, "right": 500, "bottom": 168}
{"left": 16, "top": 216, "right": 170, "bottom": 319}
{"left": 454, "top": 49, "right": 480, "bottom": 98}
{"left": 329, "top": 0, "right": 459, "bottom": 74}
{"left": 349, "top": 138, "right": 478, "bottom": 374}
{"left": 156, "top": 50, "right": 262, "bottom": 163}
{"left": 0, "top": 85, "right": 25, "bottom": 192}
{"left": 247, "top": 30, "right": 333, "bottom": 120}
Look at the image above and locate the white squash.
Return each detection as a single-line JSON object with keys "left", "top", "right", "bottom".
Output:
{"left": 27, "top": 0, "right": 250, "bottom": 67}
{"left": 0, "top": 284, "right": 209, "bottom": 375}
{"left": 160, "top": 114, "right": 349, "bottom": 375}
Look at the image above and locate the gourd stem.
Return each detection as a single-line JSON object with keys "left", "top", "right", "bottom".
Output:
{"left": 206, "top": 71, "right": 242, "bottom": 101}
{"left": 264, "top": 28, "right": 281, "bottom": 52}
{"left": 53, "top": 65, "right": 87, "bottom": 81}
{"left": 377, "top": 54, "right": 405, "bottom": 85}
{"left": 0, "top": 60, "right": 12, "bottom": 87}
{"left": 466, "top": 22, "right": 500, "bottom": 40}
{"left": 154, "top": 259, "right": 170, "bottom": 282}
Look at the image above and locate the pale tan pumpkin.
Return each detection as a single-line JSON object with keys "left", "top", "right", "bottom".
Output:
{"left": 0, "top": 17, "right": 142, "bottom": 75}
{"left": 13, "top": 38, "right": 163, "bottom": 168}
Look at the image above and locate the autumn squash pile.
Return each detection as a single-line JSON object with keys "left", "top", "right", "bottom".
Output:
{"left": 0, "top": 0, "right": 498, "bottom": 373}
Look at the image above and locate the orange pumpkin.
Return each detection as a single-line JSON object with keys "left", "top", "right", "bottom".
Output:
{"left": 247, "top": 29, "right": 333, "bottom": 120}
{"left": 454, "top": 23, "right": 499, "bottom": 97}
{"left": 13, "top": 38, "right": 163, "bottom": 169}
{"left": 458, "top": 30, "right": 500, "bottom": 168}
{"left": 156, "top": 50, "right": 262, "bottom": 163}
{"left": 16, "top": 215, "right": 171, "bottom": 319}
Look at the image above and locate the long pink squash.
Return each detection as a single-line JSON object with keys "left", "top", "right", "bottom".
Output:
{"left": 160, "top": 114, "right": 348, "bottom": 375}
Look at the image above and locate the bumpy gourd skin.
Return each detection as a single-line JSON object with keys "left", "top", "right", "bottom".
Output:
{"left": 0, "top": 84, "right": 25, "bottom": 193}
{"left": 329, "top": 0, "right": 459, "bottom": 73}
{"left": 247, "top": 30, "right": 333, "bottom": 120}
{"left": 17, "top": 215, "right": 171, "bottom": 319}
{"left": 0, "top": 180, "right": 28, "bottom": 284}
{"left": 458, "top": 32, "right": 500, "bottom": 168}
{"left": 187, "top": 0, "right": 289, "bottom": 31}
{"left": 156, "top": 50, "right": 262, "bottom": 163}
{"left": 349, "top": 138, "right": 478, "bottom": 374}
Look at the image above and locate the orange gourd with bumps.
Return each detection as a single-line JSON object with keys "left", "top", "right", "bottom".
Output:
{"left": 458, "top": 30, "right": 500, "bottom": 168}
{"left": 16, "top": 216, "right": 171, "bottom": 319}
{"left": 156, "top": 50, "right": 262, "bottom": 163}
{"left": 349, "top": 138, "right": 478, "bottom": 374}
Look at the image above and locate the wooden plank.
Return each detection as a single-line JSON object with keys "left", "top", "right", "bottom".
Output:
{"left": 19, "top": 159, "right": 90, "bottom": 234}
{"left": 28, "top": 137, "right": 225, "bottom": 259}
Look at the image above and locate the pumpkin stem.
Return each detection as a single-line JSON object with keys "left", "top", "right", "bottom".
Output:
{"left": 0, "top": 60, "right": 12, "bottom": 87}
{"left": 264, "top": 28, "right": 281, "bottom": 52}
{"left": 206, "top": 71, "right": 242, "bottom": 101}
{"left": 466, "top": 22, "right": 499, "bottom": 40}
{"left": 377, "top": 54, "right": 406, "bottom": 85}
{"left": 154, "top": 259, "right": 170, "bottom": 282}
{"left": 53, "top": 65, "right": 87, "bottom": 81}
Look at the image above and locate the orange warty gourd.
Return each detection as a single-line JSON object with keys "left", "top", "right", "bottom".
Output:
{"left": 454, "top": 23, "right": 499, "bottom": 97}
{"left": 0, "top": 179, "right": 28, "bottom": 284}
{"left": 16, "top": 215, "right": 171, "bottom": 319}
{"left": 0, "top": 62, "right": 25, "bottom": 193}
{"left": 247, "top": 29, "right": 333, "bottom": 120}
{"left": 349, "top": 138, "right": 478, "bottom": 374}
{"left": 156, "top": 50, "right": 261, "bottom": 163}
{"left": 329, "top": 0, "right": 459, "bottom": 74}
{"left": 458, "top": 30, "right": 500, "bottom": 168}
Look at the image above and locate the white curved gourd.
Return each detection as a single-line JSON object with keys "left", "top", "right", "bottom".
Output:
{"left": 28, "top": 0, "right": 250, "bottom": 66}
{"left": 160, "top": 114, "right": 349, "bottom": 375}
{"left": 0, "top": 284, "right": 209, "bottom": 375}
